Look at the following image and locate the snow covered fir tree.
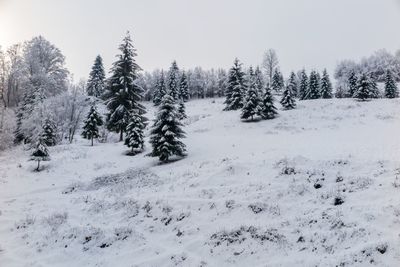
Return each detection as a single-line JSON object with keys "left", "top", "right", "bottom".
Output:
{"left": 86, "top": 55, "right": 106, "bottom": 98}
{"left": 41, "top": 119, "right": 57, "bottom": 146}
{"left": 306, "top": 70, "right": 321, "bottom": 99}
{"left": 259, "top": 85, "right": 278, "bottom": 119}
{"left": 149, "top": 94, "right": 186, "bottom": 162}
{"left": 347, "top": 70, "right": 358, "bottom": 97}
{"left": 353, "top": 73, "right": 372, "bottom": 101}
{"left": 179, "top": 71, "right": 189, "bottom": 101}
{"left": 320, "top": 69, "right": 333, "bottom": 99}
{"left": 124, "top": 110, "right": 145, "bottom": 155}
{"left": 241, "top": 72, "right": 261, "bottom": 121}
{"left": 177, "top": 99, "right": 187, "bottom": 120}
{"left": 81, "top": 103, "right": 103, "bottom": 146}
{"left": 30, "top": 138, "right": 50, "bottom": 171}
{"left": 384, "top": 70, "right": 398, "bottom": 98}
{"left": 280, "top": 84, "right": 296, "bottom": 110}
{"left": 287, "top": 72, "right": 298, "bottom": 97}
{"left": 271, "top": 69, "right": 284, "bottom": 93}
{"left": 298, "top": 69, "right": 308, "bottom": 100}
{"left": 103, "top": 32, "right": 147, "bottom": 141}
{"left": 167, "top": 61, "right": 180, "bottom": 100}
{"left": 224, "top": 58, "right": 246, "bottom": 111}
{"left": 153, "top": 70, "right": 167, "bottom": 106}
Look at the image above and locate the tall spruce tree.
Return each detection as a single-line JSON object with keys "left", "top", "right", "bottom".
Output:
{"left": 306, "top": 70, "right": 320, "bottom": 99}
{"left": 353, "top": 73, "right": 371, "bottom": 101}
{"left": 167, "top": 61, "right": 180, "bottom": 100}
{"left": 149, "top": 94, "right": 186, "bottom": 162}
{"left": 280, "top": 84, "right": 296, "bottom": 110}
{"left": 259, "top": 85, "right": 278, "bottom": 119}
{"left": 241, "top": 73, "right": 261, "bottom": 121}
{"left": 320, "top": 69, "right": 333, "bottom": 99}
{"left": 271, "top": 69, "right": 284, "bottom": 93}
{"left": 384, "top": 70, "right": 398, "bottom": 98}
{"left": 223, "top": 58, "right": 245, "bottom": 111}
{"left": 41, "top": 119, "right": 57, "bottom": 146}
{"left": 103, "top": 32, "right": 146, "bottom": 141}
{"left": 82, "top": 104, "right": 103, "bottom": 146}
{"left": 14, "top": 90, "right": 40, "bottom": 144}
{"left": 179, "top": 71, "right": 189, "bottom": 101}
{"left": 287, "top": 72, "right": 298, "bottom": 97}
{"left": 30, "top": 138, "right": 50, "bottom": 172}
{"left": 86, "top": 55, "right": 106, "bottom": 98}
{"left": 153, "top": 70, "right": 167, "bottom": 106}
{"left": 298, "top": 69, "right": 308, "bottom": 100}
{"left": 347, "top": 70, "right": 358, "bottom": 97}
{"left": 124, "top": 110, "right": 145, "bottom": 155}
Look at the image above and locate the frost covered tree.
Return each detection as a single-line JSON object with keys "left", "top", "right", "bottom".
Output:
{"left": 167, "top": 61, "right": 180, "bottom": 100}
{"left": 124, "top": 110, "right": 145, "bottom": 155}
{"left": 179, "top": 71, "right": 189, "bottom": 101}
{"left": 153, "top": 70, "right": 167, "bottom": 106}
{"left": 320, "top": 69, "right": 333, "bottom": 99}
{"left": 149, "top": 94, "right": 186, "bottom": 162}
{"left": 280, "top": 85, "right": 296, "bottom": 110}
{"left": 287, "top": 72, "right": 298, "bottom": 97}
{"left": 86, "top": 55, "right": 106, "bottom": 98}
{"left": 306, "top": 70, "right": 320, "bottom": 99}
{"left": 259, "top": 85, "right": 278, "bottom": 119}
{"left": 177, "top": 99, "right": 187, "bottom": 120}
{"left": 262, "top": 49, "right": 279, "bottom": 86}
{"left": 241, "top": 74, "right": 261, "bottom": 121}
{"left": 23, "top": 36, "right": 69, "bottom": 98}
{"left": 224, "top": 58, "right": 245, "bottom": 111}
{"left": 353, "top": 73, "right": 371, "bottom": 101}
{"left": 347, "top": 70, "right": 358, "bottom": 97}
{"left": 103, "top": 32, "right": 146, "bottom": 141}
{"left": 30, "top": 138, "right": 50, "bottom": 171}
{"left": 298, "top": 70, "right": 308, "bottom": 100}
{"left": 14, "top": 91, "right": 37, "bottom": 143}
{"left": 82, "top": 103, "right": 103, "bottom": 146}
{"left": 384, "top": 70, "right": 398, "bottom": 98}
{"left": 369, "top": 74, "right": 380, "bottom": 98}
{"left": 41, "top": 118, "right": 57, "bottom": 146}
{"left": 271, "top": 69, "right": 284, "bottom": 93}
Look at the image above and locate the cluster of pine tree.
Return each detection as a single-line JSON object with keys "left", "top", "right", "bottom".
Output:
{"left": 298, "top": 69, "right": 333, "bottom": 100}
{"left": 346, "top": 70, "right": 398, "bottom": 101}
{"left": 83, "top": 32, "right": 187, "bottom": 163}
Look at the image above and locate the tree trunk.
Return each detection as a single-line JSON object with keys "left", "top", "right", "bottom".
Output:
{"left": 36, "top": 160, "right": 40, "bottom": 171}
{"left": 91, "top": 136, "right": 93, "bottom": 146}
{"left": 119, "top": 128, "right": 123, "bottom": 142}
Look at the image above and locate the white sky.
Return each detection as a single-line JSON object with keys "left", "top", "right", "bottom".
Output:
{"left": 1, "top": 0, "right": 400, "bottom": 80}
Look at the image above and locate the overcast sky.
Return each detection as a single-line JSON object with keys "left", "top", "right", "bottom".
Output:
{"left": 1, "top": 0, "right": 400, "bottom": 80}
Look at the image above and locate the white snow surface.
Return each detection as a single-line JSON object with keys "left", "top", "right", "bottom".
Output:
{"left": 1, "top": 98, "right": 400, "bottom": 267}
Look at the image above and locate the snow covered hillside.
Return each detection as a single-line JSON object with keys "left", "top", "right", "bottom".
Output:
{"left": 1, "top": 98, "right": 400, "bottom": 267}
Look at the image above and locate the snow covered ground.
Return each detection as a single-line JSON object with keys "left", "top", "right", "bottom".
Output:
{"left": 1, "top": 98, "right": 400, "bottom": 267}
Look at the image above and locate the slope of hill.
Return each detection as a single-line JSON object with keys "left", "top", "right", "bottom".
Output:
{"left": 1, "top": 98, "right": 400, "bottom": 267}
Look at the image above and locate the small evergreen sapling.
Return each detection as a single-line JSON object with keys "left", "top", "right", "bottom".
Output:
{"left": 153, "top": 71, "right": 167, "bottom": 106}
{"left": 287, "top": 72, "right": 298, "bottom": 97}
{"left": 41, "top": 119, "right": 57, "bottom": 146}
{"left": 384, "top": 70, "right": 398, "bottom": 98}
{"left": 280, "top": 85, "right": 296, "bottom": 110}
{"left": 149, "top": 94, "right": 186, "bottom": 162}
{"left": 258, "top": 86, "right": 278, "bottom": 119}
{"left": 271, "top": 69, "right": 284, "bottom": 93}
{"left": 124, "top": 111, "right": 145, "bottom": 155}
{"left": 82, "top": 104, "right": 103, "bottom": 146}
{"left": 30, "top": 138, "right": 50, "bottom": 171}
